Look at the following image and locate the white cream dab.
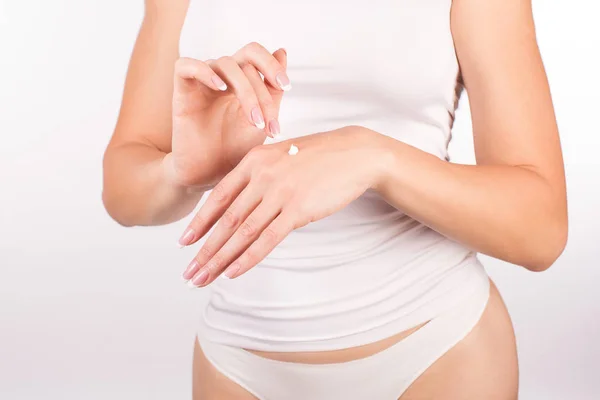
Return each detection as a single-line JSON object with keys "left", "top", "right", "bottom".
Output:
{"left": 288, "top": 144, "right": 299, "bottom": 155}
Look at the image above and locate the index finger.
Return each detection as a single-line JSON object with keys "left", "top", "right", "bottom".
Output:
{"left": 178, "top": 168, "right": 249, "bottom": 247}
{"left": 233, "top": 43, "right": 291, "bottom": 92}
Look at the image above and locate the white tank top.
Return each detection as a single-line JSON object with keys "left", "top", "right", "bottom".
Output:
{"left": 180, "top": 0, "right": 490, "bottom": 351}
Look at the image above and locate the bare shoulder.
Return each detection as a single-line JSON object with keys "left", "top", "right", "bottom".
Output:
{"left": 401, "top": 281, "right": 519, "bottom": 400}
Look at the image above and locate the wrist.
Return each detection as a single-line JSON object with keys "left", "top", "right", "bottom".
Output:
{"left": 346, "top": 125, "right": 397, "bottom": 192}
{"left": 160, "top": 152, "right": 208, "bottom": 195}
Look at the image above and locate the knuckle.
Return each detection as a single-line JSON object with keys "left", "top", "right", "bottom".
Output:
{"left": 295, "top": 213, "right": 312, "bottom": 228}
{"left": 293, "top": 199, "right": 308, "bottom": 214}
{"left": 244, "top": 247, "right": 258, "bottom": 265}
{"left": 241, "top": 63, "right": 257, "bottom": 74}
{"left": 259, "top": 97, "right": 275, "bottom": 112}
{"left": 245, "top": 41, "right": 264, "bottom": 53}
{"left": 290, "top": 202, "right": 312, "bottom": 227}
{"left": 174, "top": 57, "right": 190, "bottom": 70}
{"left": 252, "top": 167, "right": 275, "bottom": 183}
{"left": 174, "top": 58, "right": 186, "bottom": 74}
{"left": 274, "top": 183, "right": 294, "bottom": 199}
{"left": 211, "top": 183, "right": 229, "bottom": 203}
{"left": 216, "top": 55, "right": 234, "bottom": 67}
{"left": 246, "top": 145, "right": 267, "bottom": 162}
{"left": 261, "top": 227, "right": 279, "bottom": 246}
{"left": 239, "top": 218, "right": 256, "bottom": 238}
{"left": 222, "top": 210, "right": 239, "bottom": 228}
{"left": 199, "top": 246, "right": 212, "bottom": 260}
{"left": 191, "top": 212, "right": 204, "bottom": 226}
{"left": 208, "top": 254, "right": 223, "bottom": 272}
{"left": 175, "top": 57, "right": 202, "bottom": 76}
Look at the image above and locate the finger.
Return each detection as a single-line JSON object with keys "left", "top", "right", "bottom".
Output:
{"left": 242, "top": 64, "right": 280, "bottom": 138}
{"left": 223, "top": 211, "right": 295, "bottom": 279}
{"left": 209, "top": 56, "right": 266, "bottom": 130}
{"left": 262, "top": 49, "right": 287, "bottom": 131}
{"left": 233, "top": 43, "right": 291, "bottom": 92}
{"left": 182, "top": 184, "right": 263, "bottom": 280}
{"left": 174, "top": 57, "right": 228, "bottom": 92}
{"left": 178, "top": 167, "right": 250, "bottom": 249}
{"left": 267, "top": 48, "right": 288, "bottom": 102}
{"left": 189, "top": 201, "right": 281, "bottom": 286}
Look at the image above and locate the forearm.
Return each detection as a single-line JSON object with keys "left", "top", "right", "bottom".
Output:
{"left": 102, "top": 143, "right": 204, "bottom": 227}
{"left": 368, "top": 129, "right": 568, "bottom": 271}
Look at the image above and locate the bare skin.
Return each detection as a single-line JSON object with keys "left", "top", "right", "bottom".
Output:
{"left": 103, "top": 0, "right": 564, "bottom": 398}
{"left": 192, "top": 280, "right": 518, "bottom": 399}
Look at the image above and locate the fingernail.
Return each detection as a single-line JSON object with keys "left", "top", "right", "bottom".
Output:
{"left": 251, "top": 107, "right": 265, "bottom": 129}
{"left": 268, "top": 119, "right": 281, "bottom": 138}
{"left": 187, "top": 280, "right": 198, "bottom": 288}
{"left": 276, "top": 72, "right": 292, "bottom": 91}
{"left": 192, "top": 268, "right": 210, "bottom": 286}
{"left": 183, "top": 260, "right": 199, "bottom": 280}
{"left": 211, "top": 75, "right": 227, "bottom": 91}
{"left": 224, "top": 263, "right": 240, "bottom": 279}
{"left": 178, "top": 228, "right": 195, "bottom": 248}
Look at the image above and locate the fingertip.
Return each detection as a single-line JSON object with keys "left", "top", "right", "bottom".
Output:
{"left": 187, "top": 280, "right": 198, "bottom": 289}
{"left": 275, "top": 47, "right": 287, "bottom": 58}
{"left": 211, "top": 75, "right": 228, "bottom": 91}
{"left": 273, "top": 48, "right": 288, "bottom": 68}
{"left": 251, "top": 106, "right": 266, "bottom": 129}
{"left": 224, "top": 262, "right": 241, "bottom": 279}
{"left": 268, "top": 119, "right": 281, "bottom": 138}
{"left": 275, "top": 73, "right": 292, "bottom": 92}
{"left": 178, "top": 228, "right": 196, "bottom": 248}
{"left": 263, "top": 135, "right": 277, "bottom": 145}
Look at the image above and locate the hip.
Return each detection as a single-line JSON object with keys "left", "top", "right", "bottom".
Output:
{"left": 193, "top": 278, "right": 517, "bottom": 399}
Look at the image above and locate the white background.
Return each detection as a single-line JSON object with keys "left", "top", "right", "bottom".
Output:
{"left": 1, "top": 1, "right": 599, "bottom": 399}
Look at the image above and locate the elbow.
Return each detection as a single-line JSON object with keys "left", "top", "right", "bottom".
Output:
{"left": 102, "top": 189, "right": 136, "bottom": 227}
{"left": 521, "top": 217, "right": 568, "bottom": 273}
{"left": 102, "top": 145, "right": 138, "bottom": 227}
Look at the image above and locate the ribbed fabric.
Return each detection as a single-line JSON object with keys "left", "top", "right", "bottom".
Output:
{"left": 179, "top": 0, "right": 490, "bottom": 352}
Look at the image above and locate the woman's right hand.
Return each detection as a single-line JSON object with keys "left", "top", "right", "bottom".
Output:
{"left": 167, "top": 43, "right": 291, "bottom": 189}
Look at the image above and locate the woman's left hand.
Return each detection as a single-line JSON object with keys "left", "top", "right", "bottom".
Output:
{"left": 179, "top": 125, "right": 388, "bottom": 286}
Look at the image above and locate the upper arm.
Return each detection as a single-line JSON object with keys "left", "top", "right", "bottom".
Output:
{"left": 450, "top": 0, "right": 565, "bottom": 189}
{"left": 108, "top": 0, "right": 190, "bottom": 153}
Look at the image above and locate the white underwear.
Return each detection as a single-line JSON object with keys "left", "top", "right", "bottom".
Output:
{"left": 198, "top": 277, "right": 490, "bottom": 400}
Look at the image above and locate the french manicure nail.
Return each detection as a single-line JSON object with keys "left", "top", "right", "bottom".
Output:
{"left": 276, "top": 72, "right": 292, "bottom": 91}
{"left": 178, "top": 228, "right": 195, "bottom": 248}
{"left": 183, "top": 260, "right": 199, "bottom": 280}
{"left": 251, "top": 107, "right": 265, "bottom": 129}
{"left": 224, "top": 263, "right": 240, "bottom": 279}
{"left": 211, "top": 75, "right": 227, "bottom": 91}
{"left": 268, "top": 119, "right": 281, "bottom": 138}
{"left": 192, "top": 269, "right": 210, "bottom": 286}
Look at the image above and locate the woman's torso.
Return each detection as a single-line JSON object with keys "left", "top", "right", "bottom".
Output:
{"left": 179, "top": 0, "right": 490, "bottom": 352}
